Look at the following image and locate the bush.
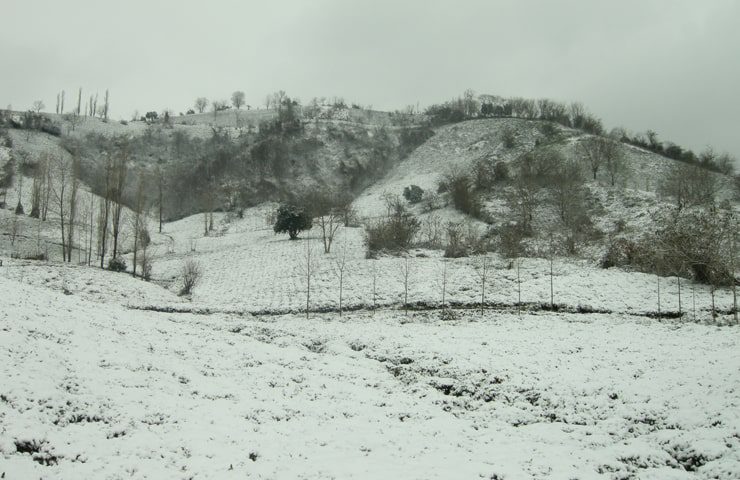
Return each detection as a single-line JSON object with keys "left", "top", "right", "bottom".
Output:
{"left": 180, "top": 259, "right": 203, "bottom": 296}
{"left": 402, "top": 185, "right": 424, "bottom": 203}
{"left": 498, "top": 223, "right": 527, "bottom": 258}
{"left": 108, "top": 256, "right": 127, "bottom": 272}
{"left": 443, "top": 222, "right": 490, "bottom": 258}
{"left": 273, "top": 204, "right": 313, "bottom": 240}
{"left": 501, "top": 127, "right": 516, "bottom": 149}
{"left": 493, "top": 161, "right": 509, "bottom": 182}
{"left": 445, "top": 173, "right": 483, "bottom": 218}
{"left": 472, "top": 158, "right": 496, "bottom": 190}
{"left": 601, "top": 208, "right": 734, "bottom": 287}
{"left": 444, "top": 222, "right": 467, "bottom": 258}
{"left": 364, "top": 202, "right": 420, "bottom": 253}
{"left": 138, "top": 250, "right": 153, "bottom": 281}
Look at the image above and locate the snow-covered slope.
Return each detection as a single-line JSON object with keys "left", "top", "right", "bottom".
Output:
{"left": 120, "top": 206, "right": 736, "bottom": 320}
{"left": 2, "top": 274, "right": 740, "bottom": 479}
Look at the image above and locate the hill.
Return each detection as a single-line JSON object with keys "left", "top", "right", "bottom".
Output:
{"left": 1, "top": 98, "right": 739, "bottom": 479}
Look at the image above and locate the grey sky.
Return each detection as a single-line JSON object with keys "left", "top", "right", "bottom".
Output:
{"left": 2, "top": 0, "right": 739, "bottom": 160}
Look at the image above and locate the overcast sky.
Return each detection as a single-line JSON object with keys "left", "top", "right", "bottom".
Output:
{"left": 2, "top": 0, "right": 739, "bottom": 161}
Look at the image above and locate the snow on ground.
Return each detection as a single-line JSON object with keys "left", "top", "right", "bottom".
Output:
{"left": 1, "top": 274, "right": 739, "bottom": 479}
{"left": 352, "top": 118, "right": 543, "bottom": 219}
{"left": 0, "top": 259, "right": 184, "bottom": 307}
{"left": 144, "top": 207, "right": 735, "bottom": 321}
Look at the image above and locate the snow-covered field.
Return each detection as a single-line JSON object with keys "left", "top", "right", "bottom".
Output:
{"left": 1, "top": 271, "right": 739, "bottom": 479}
{"left": 130, "top": 206, "right": 735, "bottom": 323}
{"left": 2, "top": 115, "right": 738, "bottom": 478}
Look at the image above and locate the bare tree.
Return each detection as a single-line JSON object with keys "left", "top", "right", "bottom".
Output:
{"left": 604, "top": 146, "right": 628, "bottom": 187}
{"left": 63, "top": 112, "right": 82, "bottom": 132}
{"left": 334, "top": 238, "right": 348, "bottom": 316}
{"left": 156, "top": 165, "right": 164, "bottom": 233}
{"left": 42, "top": 154, "right": 52, "bottom": 221}
{"left": 437, "top": 258, "right": 449, "bottom": 305}
{"left": 659, "top": 163, "right": 718, "bottom": 210}
{"left": 731, "top": 214, "right": 738, "bottom": 323}
{"left": 60, "top": 90, "right": 65, "bottom": 114}
{"left": 13, "top": 158, "right": 25, "bottom": 214}
{"left": 195, "top": 97, "right": 208, "bottom": 114}
{"left": 98, "top": 153, "right": 114, "bottom": 268}
{"left": 131, "top": 173, "right": 147, "bottom": 278}
{"left": 76, "top": 88, "right": 82, "bottom": 116}
{"left": 231, "top": 91, "right": 245, "bottom": 110}
{"left": 578, "top": 136, "right": 611, "bottom": 181}
{"left": 474, "top": 255, "right": 491, "bottom": 313}
{"left": 299, "top": 236, "right": 318, "bottom": 319}
{"left": 50, "top": 155, "right": 71, "bottom": 261}
{"left": 65, "top": 156, "right": 80, "bottom": 262}
{"left": 307, "top": 192, "right": 343, "bottom": 253}
{"left": 55, "top": 93, "right": 60, "bottom": 114}
{"left": 86, "top": 193, "right": 95, "bottom": 265}
{"left": 370, "top": 260, "right": 378, "bottom": 313}
{"left": 10, "top": 214, "right": 20, "bottom": 246}
{"left": 400, "top": 257, "right": 412, "bottom": 315}
{"left": 180, "top": 259, "right": 203, "bottom": 296}
{"left": 137, "top": 228, "right": 153, "bottom": 281}
{"left": 515, "top": 258, "right": 523, "bottom": 316}
{"left": 550, "top": 158, "right": 584, "bottom": 222}
{"left": 102, "top": 89, "right": 110, "bottom": 122}
{"left": 549, "top": 234, "right": 555, "bottom": 309}
{"left": 32, "top": 100, "right": 45, "bottom": 113}
{"left": 506, "top": 176, "right": 538, "bottom": 233}
{"left": 110, "top": 141, "right": 128, "bottom": 259}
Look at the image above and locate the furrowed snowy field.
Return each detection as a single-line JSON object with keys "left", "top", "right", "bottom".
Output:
{"left": 1, "top": 273, "right": 740, "bottom": 479}
{"left": 2, "top": 205, "right": 739, "bottom": 478}
{"left": 117, "top": 205, "right": 734, "bottom": 321}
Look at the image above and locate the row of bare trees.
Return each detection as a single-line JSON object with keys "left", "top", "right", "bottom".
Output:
{"left": 295, "top": 233, "right": 735, "bottom": 322}
{"left": 10, "top": 140, "right": 153, "bottom": 278}
{"left": 52, "top": 88, "right": 109, "bottom": 120}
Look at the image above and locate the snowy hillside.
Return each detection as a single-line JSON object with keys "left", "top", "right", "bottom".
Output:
{"left": 1, "top": 102, "right": 738, "bottom": 480}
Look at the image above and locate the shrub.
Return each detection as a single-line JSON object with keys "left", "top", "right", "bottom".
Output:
{"left": 501, "top": 127, "right": 516, "bottom": 149}
{"left": 472, "top": 158, "right": 496, "bottom": 190}
{"left": 493, "top": 161, "right": 509, "bottom": 182}
{"left": 138, "top": 250, "right": 153, "bottom": 281}
{"left": 444, "top": 222, "right": 467, "bottom": 258}
{"left": 108, "top": 256, "right": 127, "bottom": 272}
{"left": 364, "top": 202, "right": 420, "bottom": 253}
{"left": 273, "top": 204, "right": 313, "bottom": 240}
{"left": 498, "top": 223, "right": 527, "bottom": 258}
{"left": 444, "top": 222, "right": 490, "bottom": 258}
{"left": 538, "top": 122, "right": 559, "bottom": 140}
{"left": 180, "top": 259, "right": 203, "bottom": 296}
{"left": 403, "top": 185, "right": 424, "bottom": 203}
{"left": 445, "top": 173, "right": 482, "bottom": 218}
{"left": 600, "top": 208, "right": 734, "bottom": 287}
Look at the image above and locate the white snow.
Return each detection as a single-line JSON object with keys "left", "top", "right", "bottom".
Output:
{"left": 1, "top": 274, "right": 739, "bottom": 478}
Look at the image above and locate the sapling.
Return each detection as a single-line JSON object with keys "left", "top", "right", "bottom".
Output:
{"left": 516, "top": 258, "right": 522, "bottom": 316}
{"left": 400, "top": 257, "right": 412, "bottom": 315}
{"left": 370, "top": 260, "right": 378, "bottom": 314}
{"left": 475, "top": 255, "right": 491, "bottom": 314}
{"left": 334, "top": 238, "right": 348, "bottom": 317}
{"left": 297, "top": 236, "right": 319, "bottom": 319}
{"left": 549, "top": 234, "right": 555, "bottom": 309}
